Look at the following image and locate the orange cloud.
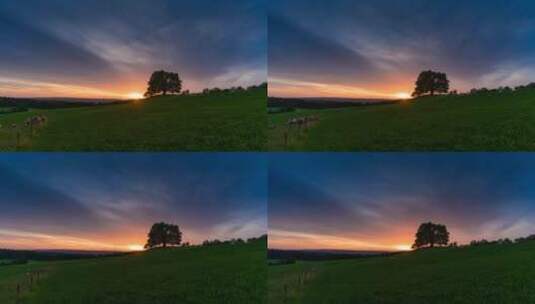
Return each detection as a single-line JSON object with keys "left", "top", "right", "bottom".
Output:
{"left": 269, "top": 77, "right": 413, "bottom": 99}
{"left": 269, "top": 229, "right": 414, "bottom": 252}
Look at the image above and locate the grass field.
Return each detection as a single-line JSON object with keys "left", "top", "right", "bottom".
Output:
{"left": 0, "top": 87, "right": 266, "bottom": 151}
{"left": 269, "top": 241, "right": 535, "bottom": 304}
{"left": 268, "top": 89, "right": 535, "bottom": 151}
{"left": 0, "top": 240, "right": 266, "bottom": 304}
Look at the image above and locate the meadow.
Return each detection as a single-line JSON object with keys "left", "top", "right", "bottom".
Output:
{"left": 268, "top": 89, "right": 535, "bottom": 151}
{"left": 0, "top": 239, "right": 266, "bottom": 304}
{"left": 268, "top": 241, "right": 535, "bottom": 304}
{"left": 0, "top": 87, "right": 266, "bottom": 151}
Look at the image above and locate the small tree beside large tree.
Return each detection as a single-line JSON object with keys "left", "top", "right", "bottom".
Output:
{"left": 144, "top": 70, "right": 182, "bottom": 98}
{"left": 412, "top": 222, "right": 449, "bottom": 249}
{"left": 412, "top": 70, "right": 450, "bottom": 97}
{"left": 144, "top": 222, "right": 182, "bottom": 249}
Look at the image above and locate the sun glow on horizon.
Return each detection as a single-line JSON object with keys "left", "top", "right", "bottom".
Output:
{"left": 394, "top": 92, "right": 411, "bottom": 100}
{"left": 269, "top": 78, "right": 416, "bottom": 100}
{"left": 127, "top": 244, "right": 145, "bottom": 251}
{"left": 394, "top": 244, "right": 413, "bottom": 251}
{"left": 125, "top": 92, "right": 144, "bottom": 100}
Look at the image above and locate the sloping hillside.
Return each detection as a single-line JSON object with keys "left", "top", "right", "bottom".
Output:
{"left": 269, "top": 241, "right": 535, "bottom": 303}
{"left": 269, "top": 89, "right": 535, "bottom": 151}
{"left": 1, "top": 239, "right": 266, "bottom": 304}
{"left": 0, "top": 87, "right": 266, "bottom": 151}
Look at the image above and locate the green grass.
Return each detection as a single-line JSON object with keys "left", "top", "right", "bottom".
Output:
{"left": 0, "top": 240, "right": 266, "bottom": 304}
{"left": 269, "top": 241, "right": 535, "bottom": 303}
{"left": 0, "top": 88, "right": 266, "bottom": 151}
{"left": 268, "top": 89, "right": 535, "bottom": 151}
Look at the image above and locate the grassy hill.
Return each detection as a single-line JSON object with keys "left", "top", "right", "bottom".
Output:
{"left": 268, "top": 89, "right": 535, "bottom": 151}
{"left": 269, "top": 241, "right": 535, "bottom": 303}
{"left": 0, "top": 240, "right": 266, "bottom": 304}
{"left": 0, "top": 87, "right": 266, "bottom": 151}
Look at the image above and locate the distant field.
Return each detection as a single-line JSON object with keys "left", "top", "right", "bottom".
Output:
{"left": 0, "top": 240, "right": 266, "bottom": 304}
{"left": 268, "top": 89, "right": 535, "bottom": 151}
{"left": 0, "top": 88, "right": 266, "bottom": 151}
{"left": 269, "top": 241, "right": 535, "bottom": 303}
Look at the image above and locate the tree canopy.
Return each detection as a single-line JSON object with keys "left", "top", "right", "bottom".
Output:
{"left": 412, "top": 222, "right": 449, "bottom": 249}
{"left": 144, "top": 222, "right": 182, "bottom": 249}
{"left": 412, "top": 70, "right": 449, "bottom": 97}
{"left": 144, "top": 70, "right": 182, "bottom": 98}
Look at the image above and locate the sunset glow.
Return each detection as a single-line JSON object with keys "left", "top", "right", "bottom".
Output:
{"left": 0, "top": 1, "right": 265, "bottom": 98}
{"left": 126, "top": 92, "right": 144, "bottom": 100}
{"left": 269, "top": 229, "right": 415, "bottom": 252}
{"left": 269, "top": 154, "right": 535, "bottom": 251}
{"left": 395, "top": 244, "right": 413, "bottom": 251}
{"left": 269, "top": 78, "right": 413, "bottom": 99}
{"left": 395, "top": 92, "right": 411, "bottom": 100}
{"left": 128, "top": 244, "right": 145, "bottom": 251}
{"left": 269, "top": 1, "right": 535, "bottom": 98}
{"left": 0, "top": 154, "right": 266, "bottom": 251}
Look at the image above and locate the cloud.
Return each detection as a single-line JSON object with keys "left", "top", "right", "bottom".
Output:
{"left": 268, "top": 15, "right": 377, "bottom": 85}
{"left": 0, "top": 163, "right": 103, "bottom": 236}
{"left": 268, "top": 0, "right": 535, "bottom": 95}
{"left": 0, "top": 0, "right": 266, "bottom": 96}
{"left": 268, "top": 154, "right": 535, "bottom": 248}
{"left": 0, "top": 153, "right": 267, "bottom": 249}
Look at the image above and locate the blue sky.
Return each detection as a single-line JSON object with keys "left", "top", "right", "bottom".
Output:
{"left": 269, "top": 0, "right": 535, "bottom": 98}
{"left": 269, "top": 153, "right": 535, "bottom": 250}
{"left": 0, "top": 0, "right": 266, "bottom": 98}
{"left": 0, "top": 153, "right": 267, "bottom": 250}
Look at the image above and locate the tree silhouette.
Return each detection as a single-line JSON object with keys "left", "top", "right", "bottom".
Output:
{"left": 412, "top": 222, "right": 449, "bottom": 249}
{"left": 412, "top": 70, "right": 449, "bottom": 97}
{"left": 144, "top": 70, "right": 182, "bottom": 98}
{"left": 144, "top": 222, "right": 182, "bottom": 249}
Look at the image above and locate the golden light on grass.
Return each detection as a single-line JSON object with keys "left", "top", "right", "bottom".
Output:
{"left": 127, "top": 244, "right": 145, "bottom": 251}
{"left": 125, "top": 92, "right": 144, "bottom": 100}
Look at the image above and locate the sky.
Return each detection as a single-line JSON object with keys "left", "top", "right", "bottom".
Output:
{"left": 268, "top": 0, "right": 535, "bottom": 98}
{"left": 269, "top": 153, "right": 535, "bottom": 251}
{"left": 0, "top": 0, "right": 266, "bottom": 98}
{"left": 0, "top": 153, "right": 266, "bottom": 251}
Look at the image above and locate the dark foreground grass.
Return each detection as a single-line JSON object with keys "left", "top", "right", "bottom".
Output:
{"left": 0, "top": 240, "right": 266, "bottom": 304}
{"left": 268, "top": 89, "right": 535, "bottom": 151}
{"left": 0, "top": 88, "right": 266, "bottom": 151}
{"left": 269, "top": 241, "right": 535, "bottom": 304}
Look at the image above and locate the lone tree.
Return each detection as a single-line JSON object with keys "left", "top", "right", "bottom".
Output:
{"left": 412, "top": 222, "right": 449, "bottom": 249}
{"left": 412, "top": 70, "right": 449, "bottom": 97}
{"left": 144, "top": 222, "right": 182, "bottom": 249}
{"left": 144, "top": 70, "right": 182, "bottom": 97}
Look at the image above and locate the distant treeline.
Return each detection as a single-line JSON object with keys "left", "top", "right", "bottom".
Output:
{"left": 0, "top": 97, "right": 127, "bottom": 109}
{"left": 268, "top": 97, "right": 397, "bottom": 110}
{"left": 199, "top": 83, "right": 267, "bottom": 96}
{"left": 201, "top": 234, "right": 267, "bottom": 247}
{"left": 467, "top": 234, "right": 535, "bottom": 247}
{"left": 421, "top": 233, "right": 535, "bottom": 249}
{"left": 0, "top": 249, "right": 125, "bottom": 262}
{"left": 268, "top": 249, "right": 393, "bottom": 262}
{"left": 466, "top": 82, "right": 535, "bottom": 96}
{"left": 417, "top": 81, "right": 535, "bottom": 99}
{"left": 144, "top": 234, "right": 267, "bottom": 251}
